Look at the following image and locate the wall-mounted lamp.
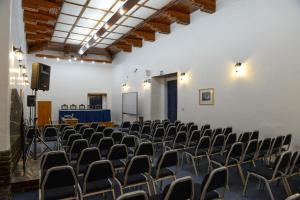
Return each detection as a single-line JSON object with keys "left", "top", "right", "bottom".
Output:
{"left": 13, "top": 46, "right": 23, "bottom": 62}
{"left": 122, "top": 83, "right": 129, "bottom": 91}
{"left": 143, "top": 79, "right": 151, "bottom": 87}
{"left": 180, "top": 72, "right": 186, "bottom": 81}
{"left": 234, "top": 62, "right": 246, "bottom": 76}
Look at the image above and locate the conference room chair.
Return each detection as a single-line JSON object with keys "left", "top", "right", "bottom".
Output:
{"left": 282, "top": 134, "right": 292, "bottom": 151}
{"left": 121, "top": 135, "right": 138, "bottom": 156}
{"left": 183, "top": 136, "right": 211, "bottom": 175}
{"left": 43, "top": 127, "right": 58, "bottom": 150}
{"left": 165, "top": 123, "right": 175, "bottom": 132}
{"left": 210, "top": 142, "right": 245, "bottom": 185}
{"left": 59, "top": 123, "right": 69, "bottom": 134}
{"left": 61, "top": 126, "right": 74, "bottom": 135}
{"left": 75, "top": 147, "right": 101, "bottom": 175}
{"left": 176, "top": 123, "right": 184, "bottom": 133}
{"left": 151, "top": 150, "right": 178, "bottom": 193}
{"left": 86, "top": 105, "right": 93, "bottom": 109}
{"left": 116, "top": 155, "right": 152, "bottom": 196}
{"left": 212, "top": 128, "right": 223, "bottom": 139}
{"left": 165, "top": 131, "right": 187, "bottom": 152}
{"left": 112, "top": 131, "right": 124, "bottom": 144}
{"left": 162, "top": 119, "right": 170, "bottom": 124}
{"left": 129, "top": 123, "right": 140, "bottom": 136}
{"left": 186, "top": 122, "right": 194, "bottom": 133}
{"left": 143, "top": 120, "right": 152, "bottom": 125}
{"left": 108, "top": 144, "right": 128, "bottom": 171}
{"left": 40, "top": 165, "right": 82, "bottom": 200}
{"left": 90, "top": 122, "right": 98, "bottom": 131}
{"left": 163, "top": 121, "right": 170, "bottom": 131}
{"left": 209, "top": 134, "right": 225, "bottom": 156}
{"left": 74, "top": 123, "right": 84, "bottom": 132}
{"left": 188, "top": 124, "right": 198, "bottom": 136}
{"left": 174, "top": 120, "right": 181, "bottom": 127}
{"left": 164, "top": 126, "right": 176, "bottom": 145}
{"left": 70, "top": 104, "right": 77, "bottom": 110}
{"left": 243, "top": 151, "right": 292, "bottom": 200}
{"left": 200, "top": 124, "right": 211, "bottom": 134}
{"left": 151, "top": 121, "right": 160, "bottom": 133}
{"left": 63, "top": 133, "right": 82, "bottom": 151}
{"left": 147, "top": 127, "right": 165, "bottom": 149}
{"left": 178, "top": 125, "right": 188, "bottom": 133}
{"left": 284, "top": 151, "right": 300, "bottom": 196}
{"left": 250, "top": 130, "right": 259, "bottom": 140}
{"left": 255, "top": 138, "right": 272, "bottom": 163}
{"left": 61, "top": 104, "right": 68, "bottom": 110}
{"left": 186, "top": 130, "right": 201, "bottom": 149}
{"left": 89, "top": 132, "right": 104, "bottom": 147}
{"left": 68, "top": 139, "right": 89, "bottom": 161}
{"left": 116, "top": 190, "right": 148, "bottom": 200}
{"left": 139, "top": 125, "right": 151, "bottom": 139}
{"left": 268, "top": 135, "right": 284, "bottom": 162}
{"left": 60, "top": 129, "right": 76, "bottom": 147}
{"left": 134, "top": 142, "right": 154, "bottom": 162}
{"left": 97, "top": 137, "right": 114, "bottom": 158}
{"left": 203, "top": 129, "right": 213, "bottom": 138}
{"left": 198, "top": 167, "right": 228, "bottom": 200}
{"left": 80, "top": 160, "right": 117, "bottom": 199}
{"left": 240, "top": 140, "right": 258, "bottom": 167}
{"left": 40, "top": 151, "right": 69, "bottom": 185}
{"left": 223, "top": 126, "right": 233, "bottom": 136}
{"left": 26, "top": 127, "right": 41, "bottom": 143}
{"left": 153, "top": 176, "right": 194, "bottom": 200}
{"left": 79, "top": 125, "right": 89, "bottom": 134}
{"left": 238, "top": 132, "right": 251, "bottom": 144}
{"left": 44, "top": 124, "right": 54, "bottom": 130}
{"left": 82, "top": 128, "right": 94, "bottom": 140}
{"left": 96, "top": 125, "right": 105, "bottom": 133}
{"left": 222, "top": 133, "right": 237, "bottom": 154}
{"left": 103, "top": 127, "right": 114, "bottom": 137}
{"left": 78, "top": 104, "right": 85, "bottom": 109}
{"left": 121, "top": 121, "right": 131, "bottom": 132}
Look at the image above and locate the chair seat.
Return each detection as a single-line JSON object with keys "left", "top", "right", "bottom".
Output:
{"left": 151, "top": 167, "right": 174, "bottom": 179}
{"left": 210, "top": 146, "right": 223, "bottom": 154}
{"left": 211, "top": 155, "right": 238, "bottom": 166}
{"left": 185, "top": 148, "right": 208, "bottom": 157}
{"left": 152, "top": 137, "right": 164, "bottom": 143}
{"left": 81, "top": 179, "right": 112, "bottom": 194}
{"left": 69, "top": 153, "right": 80, "bottom": 161}
{"left": 248, "top": 166, "right": 279, "bottom": 180}
{"left": 116, "top": 173, "right": 147, "bottom": 186}
{"left": 111, "top": 160, "right": 125, "bottom": 169}
{"left": 243, "top": 154, "right": 255, "bottom": 162}
{"left": 44, "top": 186, "right": 75, "bottom": 200}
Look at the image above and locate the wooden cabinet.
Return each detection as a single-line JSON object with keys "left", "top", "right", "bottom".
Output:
{"left": 37, "top": 101, "right": 52, "bottom": 127}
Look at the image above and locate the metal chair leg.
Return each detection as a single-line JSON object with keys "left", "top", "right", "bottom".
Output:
{"left": 265, "top": 180, "right": 275, "bottom": 200}
{"left": 243, "top": 173, "right": 250, "bottom": 197}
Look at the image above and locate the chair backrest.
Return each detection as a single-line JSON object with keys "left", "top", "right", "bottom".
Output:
{"left": 77, "top": 147, "right": 101, "bottom": 174}
{"left": 124, "top": 155, "right": 151, "bottom": 185}
{"left": 112, "top": 131, "right": 124, "bottom": 143}
{"left": 79, "top": 125, "right": 89, "bottom": 134}
{"left": 61, "top": 104, "right": 68, "bottom": 110}
{"left": 201, "top": 124, "right": 210, "bottom": 133}
{"left": 213, "top": 128, "right": 223, "bottom": 138}
{"left": 70, "top": 104, "right": 77, "bottom": 110}
{"left": 40, "top": 151, "right": 69, "bottom": 177}
{"left": 121, "top": 135, "right": 137, "bottom": 148}
{"left": 96, "top": 125, "right": 105, "bottom": 132}
{"left": 270, "top": 135, "right": 284, "bottom": 155}
{"left": 153, "top": 127, "right": 165, "bottom": 139}
{"left": 82, "top": 128, "right": 94, "bottom": 140}
{"left": 272, "top": 151, "right": 292, "bottom": 179}
{"left": 79, "top": 104, "right": 85, "bottom": 109}
{"left": 44, "top": 127, "right": 58, "bottom": 138}
{"left": 223, "top": 127, "right": 232, "bottom": 136}
{"left": 239, "top": 132, "right": 251, "bottom": 143}
{"left": 83, "top": 160, "right": 115, "bottom": 193}
{"left": 62, "top": 129, "right": 76, "bottom": 142}
{"left": 176, "top": 123, "right": 184, "bottom": 133}
{"left": 90, "top": 122, "right": 98, "bottom": 131}
{"left": 66, "top": 133, "right": 82, "bottom": 147}
{"left": 163, "top": 176, "right": 194, "bottom": 200}
{"left": 179, "top": 125, "right": 187, "bottom": 133}
{"left": 89, "top": 132, "right": 104, "bottom": 146}
{"left": 69, "top": 139, "right": 88, "bottom": 156}
{"left": 226, "top": 142, "right": 243, "bottom": 164}
{"left": 241, "top": 140, "right": 258, "bottom": 161}
{"left": 59, "top": 124, "right": 69, "bottom": 132}
{"left": 98, "top": 137, "right": 114, "bottom": 152}
{"left": 251, "top": 130, "right": 259, "bottom": 140}
{"left": 224, "top": 133, "right": 237, "bottom": 147}
{"left": 288, "top": 151, "right": 300, "bottom": 175}
{"left": 130, "top": 123, "right": 140, "bottom": 132}
{"left": 188, "top": 125, "right": 198, "bottom": 135}
{"left": 210, "top": 134, "right": 225, "bottom": 154}
{"left": 174, "top": 120, "right": 181, "bottom": 127}
{"left": 62, "top": 126, "right": 74, "bottom": 134}
{"left": 283, "top": 134, "right": 292, "bottom": 149}
{"left": 163, "top": 121, "right": 170, "bottom": 130}
{"left": 103, "top": 127, "right": 114, "bottom": 137}
{"left": 75, "top": 123, "right": 84, "bottom": 132}
{"left": 173, "top": 132, "right": 187, "bottom": 147}
{"left": 141, "top": 125, "right": 151, "bottom": 135}
{"left": 116, "top": 191, "right": 148, "bottom": 200}
{"left": 41, "top": 166, "right": 79, "bottom": 200}
{"left": 108, "top": 144, "right": 128, "bottom": 161}
{"left": 135, "top": 142, "right": 154, "bottom": 157}
{"left": 199, "top": 167, "right": 227, "bottom": 200}
{"left": 186, "top": 122, "right": 194, "bottom": 132}
{"left": 203, "top": 129, "right": 213, "bottom": 138}
{"left": 257, "top": 138, "right": 272, "bottom": 157}
{"left": 196, "top": 136, "right": 211, "bottom": 153}
{"left": 121, "top": 121, "right": 131, "bottom": 129}
{"left": 188, "top": 130, "right": 201, "bottom": 147}
{"left": 155, "top": 150, "right": 178, "bottom": 178}
{"left": 165, "top": 126, "right": 176, "bottom": 140}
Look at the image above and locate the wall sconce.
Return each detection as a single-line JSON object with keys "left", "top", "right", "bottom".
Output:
{"left": 143, "top": 79, "right": 151, "bottom": 87}
{"left": 180, "top": 72, "right": 187, "bottom": 81}
{"left": 234, "top": 62, "right": 246, "bottom": 76}
{"left": 13, "top": 46, "right": 23, "bottom": 62}
{"left": 122, "top": 83, "right": 129, "bottom": 91}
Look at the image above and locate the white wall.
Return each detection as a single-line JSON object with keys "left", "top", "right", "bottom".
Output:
{"left": 112, "top": 0, "right": 300, "bottom": 148}
{"left": 25, "top": 55, "right": 113, "bottom": 122}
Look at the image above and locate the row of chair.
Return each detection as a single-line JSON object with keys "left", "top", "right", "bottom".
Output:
{"left": 61, "top": 104, "right": 102, "bottom": 110}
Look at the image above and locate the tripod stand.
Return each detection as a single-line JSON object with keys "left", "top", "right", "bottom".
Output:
{"left": 25, "top": 90, "right": 52, "bottom": 161}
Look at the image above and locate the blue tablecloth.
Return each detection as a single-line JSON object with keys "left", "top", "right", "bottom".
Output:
{"left": 59, "top": 109, "right": 111, "bottom": 123}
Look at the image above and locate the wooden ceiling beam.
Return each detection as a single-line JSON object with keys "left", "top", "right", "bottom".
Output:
{"left": 145, "top": 21, "right": 171, "bottom": 34}
{"left": 22, "top": 0, "right": 62, "bottom": 15}
{"left": 191, "top": 0, "right": 216, "bottom": 13}
{"left": 121, "top": 37, "right": 143, "bottom": 48}
{"left": 25, "top": 23, "right": 54, "bottom": 34}
{"left": 164, "top": 9, "right": 190, "bottom": 25}
{"left": 113, "top": 42, "right": 132, "bottom": 52}
{"left": 36, "top": 54, "right": 112, "bottom": 63}
{"left": 24, "top": 10, "right": 57, "bottom": 25}
{"left": 133, "top": 30, "right": 155, "bottom": 42}
{"left": 26, "top": 33, "right": 51, "bottom": 41}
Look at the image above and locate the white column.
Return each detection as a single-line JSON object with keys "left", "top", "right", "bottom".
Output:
{"left": 0, "top": 0, "right": 12, "bottom": 151}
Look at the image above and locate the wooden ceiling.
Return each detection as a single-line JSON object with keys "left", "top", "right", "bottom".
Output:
{"left": 23, "top": 0, "right": 216, "bottom": 60}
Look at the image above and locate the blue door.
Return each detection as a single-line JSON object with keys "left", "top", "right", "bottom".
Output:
{"left": 167, "top": 80, "right": 177, "bottom": 122}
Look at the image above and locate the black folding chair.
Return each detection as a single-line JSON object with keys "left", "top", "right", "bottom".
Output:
{"left": 97, "top": 137, "right": 114, "bottom": 158}
{"left": 76, "top": 147, "right": 101, "bottom": 174}
{"left": 107, "top": 144, "right": 128, "bottom": 170}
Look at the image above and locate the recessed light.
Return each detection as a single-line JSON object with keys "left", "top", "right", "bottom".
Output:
{"left": 56, "top": 57, "right": 60, "bottom": 61}
{"left": 81, "top": 60, "right": 84, "bottom": 63}
{"left": 92, "top": 61, "right": 95, "bottom": 64}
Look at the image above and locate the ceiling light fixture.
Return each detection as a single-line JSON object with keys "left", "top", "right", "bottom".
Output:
{"left": 56, "top": 57, "right": 60, "bottom": 61}
{"left": 81, "top": 60, "right": 84, "bottom": 63}
{"left": 78, "top": 0, "right": 140, "bottom": 55}
{"left": 68, "top": 59, "right": 72, "bottom": 62}
{"left": 43, "top": 56, "right": 47, "bottom": 60}
{"left": 92, "top": 61, "right": 95, "bottom": 64}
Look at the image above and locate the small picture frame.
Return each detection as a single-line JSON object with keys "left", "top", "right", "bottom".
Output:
{"left": 199, "top": 88, "right": 215, "bottom": 105}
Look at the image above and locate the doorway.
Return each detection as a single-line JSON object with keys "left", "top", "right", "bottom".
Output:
{"left": 167, "top": 80, "right": 177, "bottom": 122}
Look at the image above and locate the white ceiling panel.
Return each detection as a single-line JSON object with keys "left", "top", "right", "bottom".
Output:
{"left": 72, "top": 26, "right": 92, "bottom": 35}
{"left": 53, "top": 31, "right": 68, "bottom": 38}
{"left": 69, "top": 33, "right": 86, "bottom": 40}
{"left": 114, "top": 26, "right": 132, "bottom": 34}
{"left": 131, "top": 7, "right": 156, "bottom": 19}
{"left": 51, "top": 37, "right": 65, "bottom": 43}
{"left": 111, "top": 1, "right": 125, "bottom": 12}
{"left": 66, "top": 0, "right": 87, "bottom": 5}
{"left": 145, "top": 0, "right": 173, "bottom": 9}
{"left": 84, "top": 36, "right": 92, "bottom": 42}
{"left": 77, "top": 18, "right": 98, "bottom": 28}
{"left": 82, "top": 8, "right": 105, "bottom": 20}
{"left": 102, "top": 13, "right": 113, "bottom": 22}
{"left": 61, "top": 3, "right": 83, "bottom": 16}
{"left": 121, "top": 18, "right": 143, "bottom": 27}
{"left": 96, "top": 44, "right": 109, "bottom": 48}
{"left": 101, "top": 38, "right": 115, "bottom": 45}
{"left": 58, "top": 14, "right": 77, "bottom": 24}
{"left": 66, "top": 39, "right": 82, "bottom": 45}
{"left": 126, "top": 5, "right": 139, "bottom": 15}
{"left": 89, "top": 0, "right": 117, "bottom": 10}
{"left": 106, "top": 32, "right": 122, "bottom": 40}
{"left": 95, "top": 22, "right": 105, "bottom": 29}
{"left": 55, "top": 23, "right": 73, "bottom": 32}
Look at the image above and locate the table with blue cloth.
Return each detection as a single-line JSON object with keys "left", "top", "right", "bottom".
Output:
{"left": 59, "top": 109, "right": 111, "bottom": 123}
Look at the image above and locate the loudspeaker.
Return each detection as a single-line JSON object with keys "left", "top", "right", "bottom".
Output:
{"left": 27, "top": 95, "right": 35, "bottom": 107}
{"left": 31, "top": 63, "right": 51, "bottom": 91}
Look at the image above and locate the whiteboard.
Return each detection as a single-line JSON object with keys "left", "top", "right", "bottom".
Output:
{"left": 122, "top": 92, "right": 138, "bottom": 115}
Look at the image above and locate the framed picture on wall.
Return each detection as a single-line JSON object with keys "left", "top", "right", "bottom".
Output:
{"left": 199, "top": 88, "right": 214, "bottom": 105}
